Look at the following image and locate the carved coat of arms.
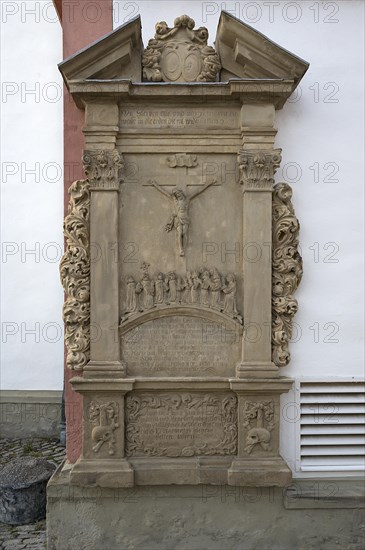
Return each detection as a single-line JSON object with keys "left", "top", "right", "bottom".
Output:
{"left": 142, "top": 15, "right": 221, "bottom": 83}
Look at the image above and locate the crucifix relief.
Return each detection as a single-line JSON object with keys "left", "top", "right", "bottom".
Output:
{"left": 147, "top": 178, "right": 216, "bottom": 256}
{"left": 145, "top": 155, "right": 219, "bottom": 256}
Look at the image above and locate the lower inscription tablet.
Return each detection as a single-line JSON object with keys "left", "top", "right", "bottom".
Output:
{"left": 125, "top": 392, "right": 237, "bottom": 457}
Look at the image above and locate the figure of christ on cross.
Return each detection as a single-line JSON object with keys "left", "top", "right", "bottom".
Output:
{"left": 147, "top": 178, "right": 217, "bottom": 256}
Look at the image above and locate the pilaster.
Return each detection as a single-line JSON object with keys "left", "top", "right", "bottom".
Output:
{"left": 82, "top": 102, "right": 125, "bottom": 378}
{"left": 236, "top": 104, "right": 281, "bottom": 378}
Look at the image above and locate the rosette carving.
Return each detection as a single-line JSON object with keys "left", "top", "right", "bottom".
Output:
{"left": 60, "top": 179, "right": 90, "bottom": 370}
{"left": 272, "top": 183, "right": 303, "bottom": 366}
{"left": 238, "top": 149, "right": 282, "bottom": 191}
{"left": 142, "top": 15, "right": 221, "bottom": 83}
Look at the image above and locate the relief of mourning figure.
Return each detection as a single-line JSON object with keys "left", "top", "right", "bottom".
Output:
{"left": 126, "top": 276, "right": 138, "bottom": 313}
{"left": 190, "top": 271, "right": 201, "bottom": 304}
{"left": 154, "top": 272, "right": 165, "bottom": 304}
{"left": 176, "top": 276, "right": 182, "bottom": 303}
{"left": 210, "top": 268, "right": 222, "bottom": 310}
{"left": 126, "top": 276, "right": 142, "bottom": 313}
{"left": 180, "top": 274, "right": 191, "bottom": 304}
{"left": 163, "top": 275, "right": 170, "bottom": 304}
{"left": 123, "top": 267, "right": 242, "bottom": 322}
{"left": 166, "top": 271, "right": 177, "bottom": 303}
{"left": 200, "top": 270, "right": 211, "bottom": 307}
{"left": 141, "top": 274, "right": 155, "bottom": 310}
{"left": 222, "top": 273, "right": 238, "bottom": 317}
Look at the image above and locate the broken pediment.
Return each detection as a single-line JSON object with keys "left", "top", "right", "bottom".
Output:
{"left": 216, "top": 11, "right": 309, "bottom": 84}
{"left": 59, "top": 11, "right": 308, "bottom": 95}
{"left": 59, "top": 15, "right": 143, "bottom": 84}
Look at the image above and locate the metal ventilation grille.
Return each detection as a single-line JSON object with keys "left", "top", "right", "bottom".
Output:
{"left": 300, "top": 381, "right": 365, "bottom": 471}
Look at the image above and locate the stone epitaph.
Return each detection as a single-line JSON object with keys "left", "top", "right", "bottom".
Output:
{"left": 57, "top": 12, "right": 309, "bottom": 488}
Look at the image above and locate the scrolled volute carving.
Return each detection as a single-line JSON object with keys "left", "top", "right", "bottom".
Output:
{"left": 60, "top": 179, "right": 90, "bottom": 370}
{"left": 272, "top": 182, "right": 303, "bottom": 367}
{"left": 82, "top": 150, "right": 124, "bottom": 191}
{"left": 142, "top": 15, "right": 221, "bottom": 83}
{"left": 238, "top": 149, "right": 282, "bottom": 191}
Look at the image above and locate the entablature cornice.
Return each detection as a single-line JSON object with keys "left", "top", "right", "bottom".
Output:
{"left": 68, "top": 79, "right": 295, "bottom": 110}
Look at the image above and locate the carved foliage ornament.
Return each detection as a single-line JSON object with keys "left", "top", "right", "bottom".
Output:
{"left": 60, "top": 150, "right": 124, "bottom": 370}
{"left": 60, "top": 179, "right": 90, "bottom": 370}
{"left": 82, "top": 150, "right": 124, "bottom": 191}
{"left": 272, "top": 183, "right": 303, "bottom": 367}
{"left": 142, "top": 15, "right": 221, "bottom": 83}
{"left": 238, "top": 149, "right": 282, "bottom": 191}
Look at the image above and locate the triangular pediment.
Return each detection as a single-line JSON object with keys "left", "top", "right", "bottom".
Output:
{"left": 215, "top": 11, "right": 309, "bottom": 84}
{"left": 59, "top": 16, "right": 143, "bottom": 85}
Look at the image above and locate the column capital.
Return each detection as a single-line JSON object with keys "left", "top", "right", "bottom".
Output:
{"left": 82, "top": 149, "right": 124, "bottom": 191}
{"left": 238, "top": 149, "right": 281, "bottom": 192}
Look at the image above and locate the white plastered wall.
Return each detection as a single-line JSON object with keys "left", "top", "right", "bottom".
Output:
{"left": 1, "top": 1, "right": 64, "bottom": 390}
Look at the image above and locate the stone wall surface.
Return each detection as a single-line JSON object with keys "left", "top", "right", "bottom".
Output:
{"left": 47, "top": 467, "right": 365, "bottom": 550}
{"left": 0, "top": 392, "right": 62, "bottom": 439}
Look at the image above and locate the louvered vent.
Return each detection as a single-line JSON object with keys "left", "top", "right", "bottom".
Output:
{"left": 300, "top": 381, "right": 365, "bottom": 471}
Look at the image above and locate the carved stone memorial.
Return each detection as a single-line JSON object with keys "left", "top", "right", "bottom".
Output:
{"left": 59, "top": 12, "right": 308, "bottom": 487}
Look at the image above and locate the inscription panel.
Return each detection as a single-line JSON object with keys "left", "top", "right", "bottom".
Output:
{"left": 122, "top": 316, "right": 240, "bottom": 377}
{"left": 125, "top": 392, "right": 237, "bottom": 457}
{"left": 119, "top": 105, "right": 240, "bottom": 130}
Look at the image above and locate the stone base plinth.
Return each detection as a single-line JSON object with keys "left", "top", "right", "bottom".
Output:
{"left": 47, "top": 463, "right": 364, "bottom": 550}
{"left": 131, "top": 457, "right": 232, "bottom": 486}
{"left": 70, "top": 458, "right": 134, "bottom": 487}
{"left": 57, "top": 456, "right": 291, "bottom": 488}
{"left": 228, "top": 457, "right": 292, "bottom": 487}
